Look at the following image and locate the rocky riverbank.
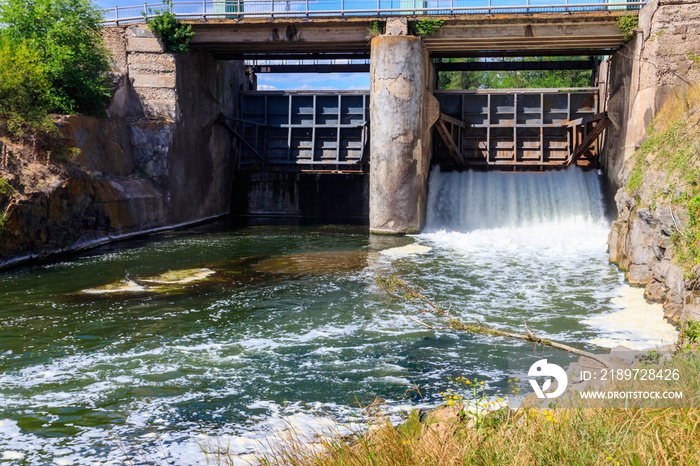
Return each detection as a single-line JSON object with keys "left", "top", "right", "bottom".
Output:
{"left": 607, "top": 84, "right": 700, "bottom": 325}
{"left": 0, "top": 123, "right": 170, "bottom": 268}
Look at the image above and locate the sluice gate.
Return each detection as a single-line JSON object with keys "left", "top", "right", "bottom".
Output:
{"left": 434, "top": 88, "right": 607, "bottom": 169}
{"left": 234, "top": 88, "right": 606, "bottom": 172}
{"left": 236, "top": 91, "right": 369, "bottom": 172}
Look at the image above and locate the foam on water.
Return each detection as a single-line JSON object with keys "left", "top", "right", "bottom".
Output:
{"left": 0, "top": 167, "right": 672, "bottom": 464}
{"left": 419, "top": 166, "right": 671, "bottom": 350}
{"left": 585, "top": 286, "right": 678, "bottom": 349}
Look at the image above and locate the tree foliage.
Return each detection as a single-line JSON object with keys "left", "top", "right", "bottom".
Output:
{"left": 438, "top": 57, "right": 593, "bottom": 90}
{"left": 144, "top": 0, "right": 194, "bottom": 54}
{"left": 0, "top": 36, "right": 50, "bottom": 129}
{"left": 0, "top": 0, "right": 112, "bottom": 116}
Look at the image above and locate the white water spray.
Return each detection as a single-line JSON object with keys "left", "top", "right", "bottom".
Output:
{"left": 424, "top": 166, "right": 606, "bottom": 232}
{"left": 419, "top": 165, "right": 676, "bottom": 351}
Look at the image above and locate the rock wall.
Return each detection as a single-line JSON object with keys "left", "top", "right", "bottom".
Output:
{"left": 0, "top": 171, "right": 108, "bottom": 263}
{"left": 608, "top": 192, "right": 694, "bottom": 323}
{"left": 604, "top": 0, "right": 700, "bottom": 323}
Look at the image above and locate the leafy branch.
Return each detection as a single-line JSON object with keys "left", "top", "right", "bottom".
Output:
{"left": 411, "top": 19, "right": 445, "bottom": 37}
{"left": 143, "top": 0, "right": 194, "bottom": 54}
{"left": 618, "top": 15, "right": 639, "bottom": 41}
{"left": 376, "top": 275, "right": 611, "bottom": 368}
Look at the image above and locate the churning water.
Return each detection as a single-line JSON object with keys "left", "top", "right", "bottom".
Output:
{"left": 0, "top": 167, "right": 675, "bottom": 464}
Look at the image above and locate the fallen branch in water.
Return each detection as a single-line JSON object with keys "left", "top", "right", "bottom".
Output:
{"left": 376, "top": 275, "right": 611, "bottom": 368}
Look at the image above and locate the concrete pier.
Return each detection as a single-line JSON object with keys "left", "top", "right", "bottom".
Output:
{"left": 369, "top": 31, "right": 438, "bottom": 234}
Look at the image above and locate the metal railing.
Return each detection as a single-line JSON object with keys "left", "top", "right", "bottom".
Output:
{"left": 246, "top": 58, "right": 371, "bottom": 65}
{"left": 101, "top": 0, "right": 646, "bottom": 24}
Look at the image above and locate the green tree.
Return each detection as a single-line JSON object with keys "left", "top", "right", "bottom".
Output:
{"left": 0, "top": 0, "right": 111, "bottom": 115}
{"left": 438, "top": 57, "right": 593, "bottom": 90}
{"left": 0, "top": 36, "right": 50, "bottom": 128}
{"left": 437, "top": 58, "right": 489, "bottom": 90}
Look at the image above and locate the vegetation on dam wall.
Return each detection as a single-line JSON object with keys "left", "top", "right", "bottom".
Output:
{"left": 627, "top": 85, "right": 700, "bottom": 270}
{"left": 610, "top": 85, "right": 700, "bottom": 323}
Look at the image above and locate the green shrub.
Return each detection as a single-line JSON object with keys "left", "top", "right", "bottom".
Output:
{"left": 686, "top": 320, "right": 700, "bottom": 345}
{"left": 367, "top": 21, "right": 383, "bottom": 37}
{"left": 411, "top": 19, "right": 445, "bottom": 36}
{"left": 627, "top": 159, "right": 644, "bottom": 193}
{"left": 619, "top": 15, "right": 639, "bottom": 41}
{"left": 144, "top": 0, "right": 195, "bottom": 54}
{"left": 0, "top": 37, "right": 50, "bottom": 127}
{"left": 0, "top": 0, "right": 112, "bottom": 116}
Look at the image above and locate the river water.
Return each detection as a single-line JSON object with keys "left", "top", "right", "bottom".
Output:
{"left": 0, "top": 167, "right": 676, "bottom": 464}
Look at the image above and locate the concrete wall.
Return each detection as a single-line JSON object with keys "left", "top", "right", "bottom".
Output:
{"left": 600, "top": 0, "right": 700, "bottom": 187}
{"left": 232, "top": 172, "right": 369, "bottom": 222}
{"left": 97, "top": 25, "right": 251, "bottom": 228}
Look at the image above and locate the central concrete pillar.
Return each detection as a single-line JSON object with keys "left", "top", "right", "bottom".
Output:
{"left": 369, "top": 28, "right": 438, "bottom": 234}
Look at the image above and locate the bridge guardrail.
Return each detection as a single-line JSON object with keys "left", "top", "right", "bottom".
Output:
{"left": 101, "top": 0, "right": 646, "bottom": 24}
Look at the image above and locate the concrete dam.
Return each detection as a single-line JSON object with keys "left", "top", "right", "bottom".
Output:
{"left": 53, "top": 0, "right": 695, "bottom": 243}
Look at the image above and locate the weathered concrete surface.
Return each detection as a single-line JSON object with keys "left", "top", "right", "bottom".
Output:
{"left": 169, "top": 52, "right": 239, "bottom": 224}
{"left": 369, "top": 35, "right": 435, "bottom": 234}
{"left": 61, "top": 116, "right": 136, "bottom": 177}
{"left": 604, "top": 0, "right": 700, "bottom": 323}
{"left": 600, "top": 0, "right": 700, "bottom": 185}
{"left": 187, "top": 11, "right": 630, "bottom": 57}
{"left": 94, "top": 179, "right": 167, "bottom": 233}
{"left": 232, "top": 172, "right": 369, "bottom": 221}
{"left": 103, "top": 24, "right": 251, "bottom": 225}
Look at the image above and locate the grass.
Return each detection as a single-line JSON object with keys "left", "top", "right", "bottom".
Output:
{"left": 208, "top": 351, "right": 700, "bottom": 466}
{"left": 366, "top": 21, "right": 383, "bottom": 37}
{"left": 626, "top": 85, "right": 700, "bottom": 270}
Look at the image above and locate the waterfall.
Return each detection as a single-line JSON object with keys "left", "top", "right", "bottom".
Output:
{"left": 424, "top": 167, "right": 606, "bottom": 233}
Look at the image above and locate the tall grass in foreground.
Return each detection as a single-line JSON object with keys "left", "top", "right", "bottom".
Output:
{"left": 212, "top": 352, "right": 700, "bottom": 466}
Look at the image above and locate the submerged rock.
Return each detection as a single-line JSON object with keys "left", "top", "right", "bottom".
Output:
{"left": 252, "top": 250, "right": 377, "bottom": 276}
{"left": 81, "top": 279, "right": 147, "bottom": 294}
{"left": 380, "top": 244, "right": 432, "bottom": 257}
{"left": 140, "top": 268, "right": 215, "bottom": 285}
{"left": 78, "top": 267, "right": 222, "bottom": 297}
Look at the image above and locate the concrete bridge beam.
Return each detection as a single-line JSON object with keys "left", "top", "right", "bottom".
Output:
{"left": 369, "top": 32, "right": 439, "bottom": 235}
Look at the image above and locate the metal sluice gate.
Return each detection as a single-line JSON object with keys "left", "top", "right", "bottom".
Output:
{"left": 235, "top": 91, "right": 369, "bottom": 172}
{"left": 233, "top": 88, "right": 607, "bottom": 172}
{"left": 433, "top": 88, "right": 608, "bottom": 169}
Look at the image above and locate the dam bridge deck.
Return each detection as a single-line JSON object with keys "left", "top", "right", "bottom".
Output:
{"left": 233, "top": 88, "right": 606, "bottom": 172}
{"left": 102, "top": 1, "right": 644, "bottom": 59}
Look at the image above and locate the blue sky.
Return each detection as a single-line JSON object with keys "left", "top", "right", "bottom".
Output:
{"left": 257, "top": 73, "right": 369, "bottom": 90}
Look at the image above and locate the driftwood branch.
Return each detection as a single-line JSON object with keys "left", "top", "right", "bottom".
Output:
{"left": 378, "top": 275, "right": 611, "bottom": 368}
